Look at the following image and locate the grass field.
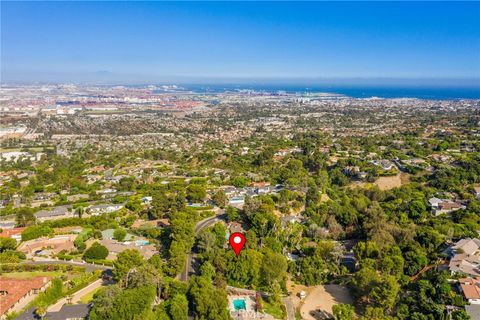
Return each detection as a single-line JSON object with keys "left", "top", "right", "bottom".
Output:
{"left": 263, "top": 300, "right": 286, "bottom": 320}
{"left": 1, "top": 271, "right": 63, "bottom": 279}
{"left": 79, "top": 286, "right": 103, "bottom": 303}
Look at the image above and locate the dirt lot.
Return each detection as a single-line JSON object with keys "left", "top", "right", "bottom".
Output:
{"left": 287, "top": 281, "right": 354, "bottom": 320}
{"left": 351, "top": 172, "right": 410, "bottom": 191}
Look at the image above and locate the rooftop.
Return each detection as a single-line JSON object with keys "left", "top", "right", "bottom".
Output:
{"left": 0, "top": 276, "right": 50, "bottom": 316}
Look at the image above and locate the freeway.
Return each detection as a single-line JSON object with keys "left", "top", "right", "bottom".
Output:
{"left": 180, "top": 210, "right": 227, "bottom": 282}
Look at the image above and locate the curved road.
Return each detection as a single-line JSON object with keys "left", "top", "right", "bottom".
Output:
{"left": 180, "top": 211, "right": 227, "bottom": 282}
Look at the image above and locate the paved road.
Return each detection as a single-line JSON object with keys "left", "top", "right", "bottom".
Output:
{"left": 282, "top": 296, "right": 295, "bottom": 320}
{"left": 180, "top": 211, "right": 226, "bottom": 282}
{"left": 22, "top": 259, "right": 112, "bottom": 272}
{"left": 48, "top": 279, "right": 105, "bottom": 312}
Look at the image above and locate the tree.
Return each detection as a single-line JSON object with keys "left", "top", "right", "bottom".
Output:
{"left": 361, "top": 307, "right": 391, "bottom": 320}
{"left": 76, "top": 206, "right": 85, "bottom": 219}
{"left": 261, "top": 250, "right": 288, "bottom": 289}
{"left": 15, "top": 207, "right": 35, "bottom": 227}
{"left": 189, "top": 275, "right": 230, "bottom": 320}
{"left": 83, "top": 242, "right": 109, "bottom": 260}
{"left": 168, "top": 240, "right": 187, "bottom": 276}
{"left": 148, "top": 254, "right": 164, "bottom": 273}
{"left": 370, "top": 275, "right": 399, "bottom": 310}
{"left": 226, "top": 206, "right": 239, "bottom": 222}
{"left": 21, "top": 225, "right": 53, "bottom": 241}
{"left": 231, "top": 176, "right": 248, "bottom": 188}
{"left": 90, "top": 285, "right": 156, "bottom": 320}
{"left": 113, "top": 228, "right": 127, "bottom": 242}
{"left": 212, "top": 190, "right": 228, "bottom": 208}
{"left": 225, "top": 249, "right": 262, "bottom": 288}
{"left": 35, "top": 306, "right": 47, "bottom": 319}
{"left": 0, "top": 237, "right": 17, "bottom": 252}
{"left": 168, "top": 294, "right": 188, "bottom": 320}
{"left": 113, "top": 249, "right": 145, "bottom": 282}
{"left": 186, "top": 184, "right": 206, "bottom": 203}
{"left": 89, "top": 286, "right": 122, "bottom": 320}
{"left": 333, "top": 303, "right": 356, "bottom": 320}
{"left": 197, "top": 232, "right": 216, "bottom": 254}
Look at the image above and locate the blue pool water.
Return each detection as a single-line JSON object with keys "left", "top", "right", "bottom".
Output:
{"left": 233, "top": 299, "right": 246, "bottom": 311}
{"left": 135, "top": 240, "right": 150, "bottom": 246}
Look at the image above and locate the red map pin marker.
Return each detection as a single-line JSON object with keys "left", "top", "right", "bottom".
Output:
{"left": 229, "top": 232, "right": 246, "bottom": 256}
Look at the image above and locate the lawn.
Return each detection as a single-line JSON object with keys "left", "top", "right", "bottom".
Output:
{"left": 79, "top": 286, "right": 103, "bottom": 303}
{"left": 1, "top": 271, "right": 63, "bottom": 279}
{"left": 263, "top": 300, "right": 286, "bottom": 320}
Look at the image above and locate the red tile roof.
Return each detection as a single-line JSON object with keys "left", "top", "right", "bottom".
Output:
{"left": 0, "top": 227, "right": 26, "bottom": 238}
{"left": 0, "top": 276, "right": 50, "bottom": 316}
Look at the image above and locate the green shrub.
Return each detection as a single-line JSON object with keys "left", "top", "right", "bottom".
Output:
{"left": 21, "top": 225, "right": 53, "bottom": 241}
{"left": 83, "top": 242, "right": 109, "bottom": 260}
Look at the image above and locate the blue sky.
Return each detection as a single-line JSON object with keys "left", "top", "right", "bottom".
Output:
{"left": 1, "top": 1, "right": 480, "bottom": 84}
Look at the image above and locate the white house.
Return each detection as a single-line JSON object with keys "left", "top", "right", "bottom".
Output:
{"left": 89, "top": 203, "right": 124, "bottom": 215}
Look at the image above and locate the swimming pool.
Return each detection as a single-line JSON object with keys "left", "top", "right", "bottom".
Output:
{"left": 233, "top": 299, "right": 246, "bottom": 311}
{"left": 135, "top": 240, "right": 150, "bottom": 246}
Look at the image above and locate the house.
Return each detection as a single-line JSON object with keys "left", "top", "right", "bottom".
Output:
{"left": 251, "top": 181, "right": 270, "bottom": 188}
{"left": 98, "top": 238, "right": 156, "bottom": 260}
{"left": 0, "top": 277, "right": 50, "bottom": 317}
{"left": 95, "top": 188, "right": 117, "bottom": 196}
{"left": 35, "top": 206, "right": 73, "bottom": 222}
{"left": 459, "top": 278, "right": 480, "bottom": 304}
{"left": 0, "top": 227, "right": 25, "bottom": 242}
{"left": 448, "top": 238, "right": 480, "bottom": 277}
{"left": 101, "top": 229, "right": 134, "bottom": 241}
{"left": 473, "top": 186, "right": 480, "bottom": 201}
{"left": 281, "top": 215, "right": 304, "bottom": 228}
{"left": 256, "top": 186, "right": 271, "bottom": 195}
{"left": 449, "top": 238, "right": 480, "bottom": 257}
{"left": 141, "top": 196, "right": 153, "bottom": 204}
{"left": 343, "top": 166, "right": 360, "bottom": 176}
{"left": 228, "top": 222, "right": 245, "bottom": 234}
{"left": 17, "top": 235, "right": 77, "bottom": 256}
{"left": 228, "top": 196, "right": 245, "bottom": 206}
{"left": 223, "top": 187, "right": 237, "bottom": 197}
{"left": 370, "top": 159, "right": 394, "bottom": 171}
{"left": 274, "top": 147, "right": 302, "bottom": 157}
{"left": 429, "top": 197, "right": 466, "bottom": 216}
{"left": 88, "top": 203, "right": 123, "bottom": 215}
{"left": 0, "top": 221, "right": 17, "bottom": 230}
{"left": 66, "top": 194, "right": 89, "bottom": 202}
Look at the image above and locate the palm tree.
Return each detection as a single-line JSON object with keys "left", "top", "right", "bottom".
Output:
{"left": 76, "top": 206, "right": 85, "bottom": 219}
{"left": 35, "top": 306, "right": 46, "bottom": 319}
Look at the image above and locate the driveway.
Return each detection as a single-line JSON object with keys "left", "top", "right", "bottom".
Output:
{"left": 47, "top": 279, "right": 105, "bottom": 312}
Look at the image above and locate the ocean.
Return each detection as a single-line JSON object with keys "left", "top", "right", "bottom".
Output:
{"left": 180, "top": 84, "right": 480, "bottom": 100}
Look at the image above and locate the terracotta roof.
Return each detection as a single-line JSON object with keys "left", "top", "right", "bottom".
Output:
{"left": 17, "top": 235, "right": 77, "bottom": 254}
{"left": 0, "top": 276, "right": 50, "bottom": 316}
{"left": 460, "top": 278, "right": 480, "bottom": 300}
{"left": 0, "top": 227, "right": 25, "bottom": 238}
